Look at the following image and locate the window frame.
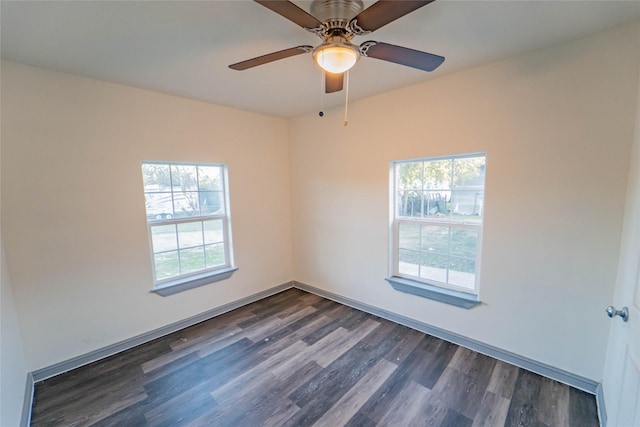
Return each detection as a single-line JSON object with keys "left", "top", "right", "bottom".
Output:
{"left": 142, "top": 161, "right": 236, "bottom": 295}
{"left": 389, "top": 153, "right": 486, "bottom": 299}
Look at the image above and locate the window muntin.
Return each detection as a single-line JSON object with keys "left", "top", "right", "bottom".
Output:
{"left": 142, "top": 162, "right": 233, "bottom": 285}
{"left": 392, "top": 154, "right": 485, "bottom": 294}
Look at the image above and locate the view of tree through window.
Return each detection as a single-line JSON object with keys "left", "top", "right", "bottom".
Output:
{"left": 393, "top": 154, "right": 485, "bottom": 293}
{"left": 142, "top": 162, "right": 232, "bottom": 284}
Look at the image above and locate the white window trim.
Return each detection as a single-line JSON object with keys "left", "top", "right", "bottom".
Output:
{"left": 388, "top": 153, "right": 485, "bottom": 307}
{"left": 142, "top": 161, "right": 236, "bottom": 296}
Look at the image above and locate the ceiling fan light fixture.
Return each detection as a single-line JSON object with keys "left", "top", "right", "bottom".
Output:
{"left": 313, "top": 42, "right": 360, "bottom": 74}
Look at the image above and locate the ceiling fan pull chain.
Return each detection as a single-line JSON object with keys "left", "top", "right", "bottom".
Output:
{"left": 319, "top": 71, "right": 325, "bottom": 117}
{"left": 344, "top": 71, "right": 349, "bottom": 126}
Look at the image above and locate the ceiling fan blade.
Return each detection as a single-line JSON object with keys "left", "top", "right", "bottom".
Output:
{"left": 350, "top": 0, "right": 434, "bottom": 33}
{"left": 325, "top": 72, "right": 344, "bottom": 93}
{"left": 229, "top": 46, "right": 312, "bottom": 70}
{"left": 254, "top": 0, "right": 322, "bottom": 30}
{"left": 361, "top": 41, "right": 444, "bottom": 72}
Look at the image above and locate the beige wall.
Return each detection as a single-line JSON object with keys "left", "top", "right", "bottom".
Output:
{"left": 1, "top": 117, "right": 28, "bottom": 426}
{"left": 1, "top": 61, "right": 294, "bottom": 370}
{"left": 2, "top": 21, "right": 639, "bottom": 389}
{"left": 289, "top": 22, "right": 640, "bottom": 381}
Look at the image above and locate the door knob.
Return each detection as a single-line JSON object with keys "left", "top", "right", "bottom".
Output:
{"left": 605, "top": 306, "right": 629, "bottom": 322}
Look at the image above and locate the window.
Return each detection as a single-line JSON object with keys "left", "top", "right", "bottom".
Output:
{"left": 389, "top": 153, "right": 485, "bottom": 304}
{"left": 142, "top": 162, "right": 235, "bottom": 295}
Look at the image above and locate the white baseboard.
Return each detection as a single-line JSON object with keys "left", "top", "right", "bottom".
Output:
{"left": 595, "top": 383, "right": 607, "bottom": 426}
{"left": 20, "top": 372, "right": 34, "bottom": 427}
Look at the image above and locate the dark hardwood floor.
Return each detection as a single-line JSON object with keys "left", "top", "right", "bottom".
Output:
{"left": 31, "top": 288, "right": 600, "bottom": 426}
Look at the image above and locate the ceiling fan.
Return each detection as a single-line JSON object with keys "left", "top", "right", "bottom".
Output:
{"left": 229, "top": 0, "right": 445, "bottom": 94}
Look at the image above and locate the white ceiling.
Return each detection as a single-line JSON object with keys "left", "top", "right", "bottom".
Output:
{"left": 2, "top": 0, "right": 639, "bottom": 118}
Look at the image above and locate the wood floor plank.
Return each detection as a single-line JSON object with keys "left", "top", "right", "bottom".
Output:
{"left": 32, "top": 385, "right": 147, "bottom": 427}
{"left": 312, "top": 358, "right": 398, "bottom": 427}
{"left": 32, "top": 365, "right": 141, "bottom": 416}
{"left": 301, "top": 317, "right": 343, "bottom": 345}
{"left": 536, "top": 376, "right": 570, "bottom": 427}
{"left": 30, "top": 289, "right": 600, "bottom": 427}
{"left": 471, "top": 391, "right": 511, "bottom": 427}
{"left": 169, "top": 322, "right": 244, "bottom": 352}
{"left": 383, "top": 327, "right": 424, "bottom": 365}
{"left": 33, "top": 337, "right": 171, "bottom": 405}
{"left": 569, "top": 387, "right": 600, "bottom": 427}
{"left": 186, "top": 360, "right": 321, "bottom": 426}
{"left": 504, "top": 369, "right": 544, "bottom": 427}
{"left": 487, "top": 360, "right": 520, "bottom": 400}
{"left": 449, "top": 346, "right": 480, "bottom": 373}
{"left": 269, "top": 326, "right": 351, "bottom": 379}
{"left": 257, "top": 314, "right": 334, "bottom": 360}
{"left": 168, "top": 309, "right": 256, "bottom": 349}
{"left": 440, "top": 408, "right": 474, "bottom": 427}
{"left": 312, "top": 318, "right": 380, "bottom": 367}
{"left": 211, "top": 340, "right": 309, "bottom": 402}
{"left": 344, "top": 412, "right": 378, "bottom": 427}
{"left": 143, "top": 385, "right": 215, "bottom": 427}
{"left": 232, "top": 361, "right": 322, "bottom": 426}
{"left": 285, "top": 324, "right": 404, "bottom": 426}
{"left": 419, "top": 367, "right": 471, "bottom": 426}
{"left": 351, "top": 335, "right": 437, "bottom": 424}
{"left": 458, "top": 353, "right": 497, "bottom": 419}
{"left": 376, "top": 380, "right": 432, "bottom": 426}
{"left": 242, "top": 305, "right": 317, "bottom": 341}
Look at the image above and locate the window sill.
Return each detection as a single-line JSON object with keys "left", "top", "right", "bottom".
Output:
{"left": 385, "top": 276, "right": 481, "bottom": 309}
{"left": 152, "top": 267, "right": 238, "bottom": 297}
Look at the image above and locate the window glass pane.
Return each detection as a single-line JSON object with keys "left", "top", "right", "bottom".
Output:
{"left": 179, "top": 247, "right": 205, "bottom": 274}
{"left": 145, "top": 193, "right": 174, "bottom": 219}
{"left": 421, "top": 225, "right": 449, "bottom": 256}
{"left": 448, "top": 256, "right": 476, "bottom": 290}
{"left": 450, "top": 228, "right": 478, "bottom": 258}
{"left": 398, "top": 249, "right": 420, "bottom": 277}
{"left": 392, "top": 154, "right": 484, "bottom": 294}
{"left": 205, "top": 243, "right": 225, "bottom": 267}
{"left": 398, "top": 190, "right": 422, "bottom": 217}
{"left": 424, "top": 159, "right": 452, "bottom": 190}
{"left": 199, "top": 191, "right": 224, "bottom": 215}
{"left": 398, "top": 222, "right": 420, "bottom": 250}
{"left": 177, "top": 222, "right": 203, "bottom": 249}
{"left": 173, "top": 192, "right": 200, "bottom": 218}
{"left": 171, "top": 165, "right": 198, "bottom": 191}
{"left": 151, "top": 224, "right": 178, "bottom": 253}
{"left": 154, "top": 251, "right": 180, "bottom": 280}
{"left": 423, "top": 191, "right": 450, "bottom": 217}
{"left": 143, "top": 162, "right": 233, "bottom": 285}
{"left": 142, "top": 164, "right": 172, "bottom": 192}
{"left": 453, "top": 156, "right": 485, "bottom": 188}
{"left": 396, "top": 162, "right": 423, "bottom": 190}
{"left": 198, "top": 166, "right": 223, "bottom": 191}
{"left": 420, "top": 253, "right": 448, "bottom": 283}
{"left": 451, "top": 191, "right": 484, "bottom": 218}
{"left": 203, "top": 219, "right": 224, "bottom": 244}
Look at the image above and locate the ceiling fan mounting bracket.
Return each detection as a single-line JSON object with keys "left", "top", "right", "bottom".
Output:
{"left": 306, "top": 0, "right": 365, "bottom": 40}
{"left": 310, "top": 0, "right": 364, "bottom": 22}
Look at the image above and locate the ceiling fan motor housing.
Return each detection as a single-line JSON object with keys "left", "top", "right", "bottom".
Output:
{"left": 310, "top": 0, "right": 364, "bottom": 23}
